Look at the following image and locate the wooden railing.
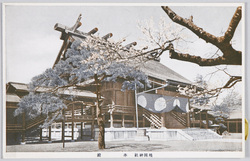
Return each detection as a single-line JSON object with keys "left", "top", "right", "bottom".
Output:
{"left": 6, "top": 124, "right": 24, "bottom": 131}
{"left": 26, "top": 116, "right": 46, "bottom": 130}
{"left": 102, "top": 105, "right": 135, "bottom": 114}
{"left": 65, "top": 114, "right": 93, "bottom": 121}
{"left": 7, "top": 116, "right": 45, "bottom": 132}
{"left": 170, "top": 111, "right": 187, "bottom": 127}
{"left": 142, "top": 110, "right": 162, "bottom": 128}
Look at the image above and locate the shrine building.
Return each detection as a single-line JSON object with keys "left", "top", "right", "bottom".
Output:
{"left": 5, "top": 16, "right": 227, "bottom": 144}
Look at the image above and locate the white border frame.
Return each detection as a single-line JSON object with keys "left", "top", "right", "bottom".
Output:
{"left": 1, "top": 2, "right": 246, "bottom": 159}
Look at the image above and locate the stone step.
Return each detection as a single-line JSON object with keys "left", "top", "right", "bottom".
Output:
{"left": 182, "top": 128, "right": 222, "bottom": 140}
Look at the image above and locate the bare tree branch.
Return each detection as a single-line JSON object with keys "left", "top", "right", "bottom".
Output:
{"left": 161, "top": 6, "right": 219, "bottom": 45}
{"left": 223, "top": 6, "right": 242, "bottom": 42}
{"left": 223, "top": 76, "right": 242, "bottom": 88}
{"left": 161, "top": 6, "right": 242, "bottom": 66}
{"left": 178, "top": 75, "right": 241, "bottom": 98}
{"left": 169, "top": 43, "right": 228, "bottom": 66}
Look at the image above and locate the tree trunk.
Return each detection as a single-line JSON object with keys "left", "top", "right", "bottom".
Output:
{"left": 94, "top": 75, "right": 105, "bottom": 149}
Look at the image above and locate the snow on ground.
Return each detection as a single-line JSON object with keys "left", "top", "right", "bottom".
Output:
{"left": 6, "top": 139, "right": 242, "bottom": 152}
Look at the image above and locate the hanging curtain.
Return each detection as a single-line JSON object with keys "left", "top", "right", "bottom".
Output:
{"left": 137, "top": 93, "right": 189, "bottom": 113}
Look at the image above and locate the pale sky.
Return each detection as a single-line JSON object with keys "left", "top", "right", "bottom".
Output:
{"left": 4, "top": 4, "right": 243, "bottom": 98}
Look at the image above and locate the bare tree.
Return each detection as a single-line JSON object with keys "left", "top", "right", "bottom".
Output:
{"left": 212, "top": 91, "right": 242, "bottom": 118}
{"left": 161, "top": 6, "right": 242, "bottom": 66}
{"left": 139, "top": 6, "right": 242, "bottom": 97}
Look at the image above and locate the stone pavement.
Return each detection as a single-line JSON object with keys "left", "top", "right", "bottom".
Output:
{"left": 6, "top": 139, "right": 242, "bottom": 152}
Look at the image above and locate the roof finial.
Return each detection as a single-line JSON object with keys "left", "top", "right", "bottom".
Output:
{"left": 70, "top": 14, "right": 82, "bottom": 32}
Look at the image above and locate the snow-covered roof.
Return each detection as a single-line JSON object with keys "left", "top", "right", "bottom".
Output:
{"left": 140, "top": 60, "right": 192, "bottom": 85}
{"left": 9, "top": 82, "right": 29, "bottom": 91}
{"left": 57, "top": 88, "right": 96, "bottom": 98}
{"left": 191, "top": 104, "right": 212, "bottom": 111}
{"left": 228, "top": 109, "right": 242, "bottom": 119}
{"left": 54, "top": 23, "right": 192, "bottom": 86}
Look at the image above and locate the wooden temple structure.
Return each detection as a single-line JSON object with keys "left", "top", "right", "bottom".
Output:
{"left": 6, "top": 15, "right": 236, "bottom": 145}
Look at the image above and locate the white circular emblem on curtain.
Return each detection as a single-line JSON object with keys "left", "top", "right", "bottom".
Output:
{"left": 154, "top": 97, "right": 166, "bottom": 111}
{"left": 138, "top": 95, "right": 147, "bottom": 108}
{"left": 173, "top": 99, "right": 180, "bottom": 107}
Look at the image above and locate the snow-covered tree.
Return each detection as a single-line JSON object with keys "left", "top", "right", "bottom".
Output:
{"left": 190, "top": 74, "right": 210, "bottom": 106}
{"left": 14, "top": 34, "right": 150, "bottom": 149}
{"left": 212, "top": 91, "right": 242, "bottom": 118}
{"left": 213, "top": 104, "right": 230, "bottom": 118}
{"left": 222, "top": 91, "right": 242, "bottom": 110}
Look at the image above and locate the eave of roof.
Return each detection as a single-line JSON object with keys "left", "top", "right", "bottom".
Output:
{"left": 6, "top": 94, "right": 20, "bottom": 103}
{"left": 57, "top": 88, "right": 96, "bottom": 98}
{"left": 8, "top": 82, "right": 29, "bottom": 91}
{"left": 7, "top": 82, "right": 96, "bottom": 99}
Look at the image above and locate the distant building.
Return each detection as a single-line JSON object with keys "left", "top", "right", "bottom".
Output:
{"left": 225, "top": 109, "right": 242, "bottom": 133}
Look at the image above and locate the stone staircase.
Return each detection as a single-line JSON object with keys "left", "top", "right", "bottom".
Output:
{"left": 182, "top": 128, "right": 223, "bottom": 140}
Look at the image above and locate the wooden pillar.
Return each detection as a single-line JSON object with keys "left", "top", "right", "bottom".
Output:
{"left": 227, "top": 121, "right": 230, "bottom": 133}
{"left": 91, "top": 106, "right": 95, "bottom": 140}
{"left": 133, "top": 114, "right": 136, "bottom": 128}
{"left": 110, "top": 112, "right": 114, "bottom": 128}
{"left": 62, "top": 109, "right": 65, "bottom": 148}
{"left": 161, "top": 113, "right": 165, "bottom": 128}
{"left": 21, "top": 113, "right": 26, "bottom": 143}
{"left": 80, "top": 123, "right": 83, "bottom": 140}
{"left": 103, "top": 113, "right": 106, "bottom": 127}
{"left": 22, "top": 131, "right": 25, "bottom": 143}
{"left": 39, "top": 128, "right": 43, "bottom": 141}
{"left": 39, "top": 111, "right": 43, "bottom": 141}
{"left": 205, "top": 111, "right": 209, "bottom": 129}
{"left": 186, "top": 112, "right": 191, "bottom": 127}
{"left": 81, "top": 105, "right": 83, "bottom": 139}
{"left": 192, "top": 111, "right": 195, "bottom": 127}
{"left": 14, "top": 115, "right": 18, "bottom": 143}
{"left": 199, "top": 111, "right": 202, "bottom": 128}
{"left": 236, "top": 121, "right": 238, "bottom": 133}
{"left": 122, "top": 114, "right": 125, "bottom": 128}
{"left": 142, "top": 109, "right": 145, "bottom": 127}
{"left": 49, "top": 126, "right": 52, "bottom": 142}
{"left": 71, "top": 104, "right": 74, "bottom": 141}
